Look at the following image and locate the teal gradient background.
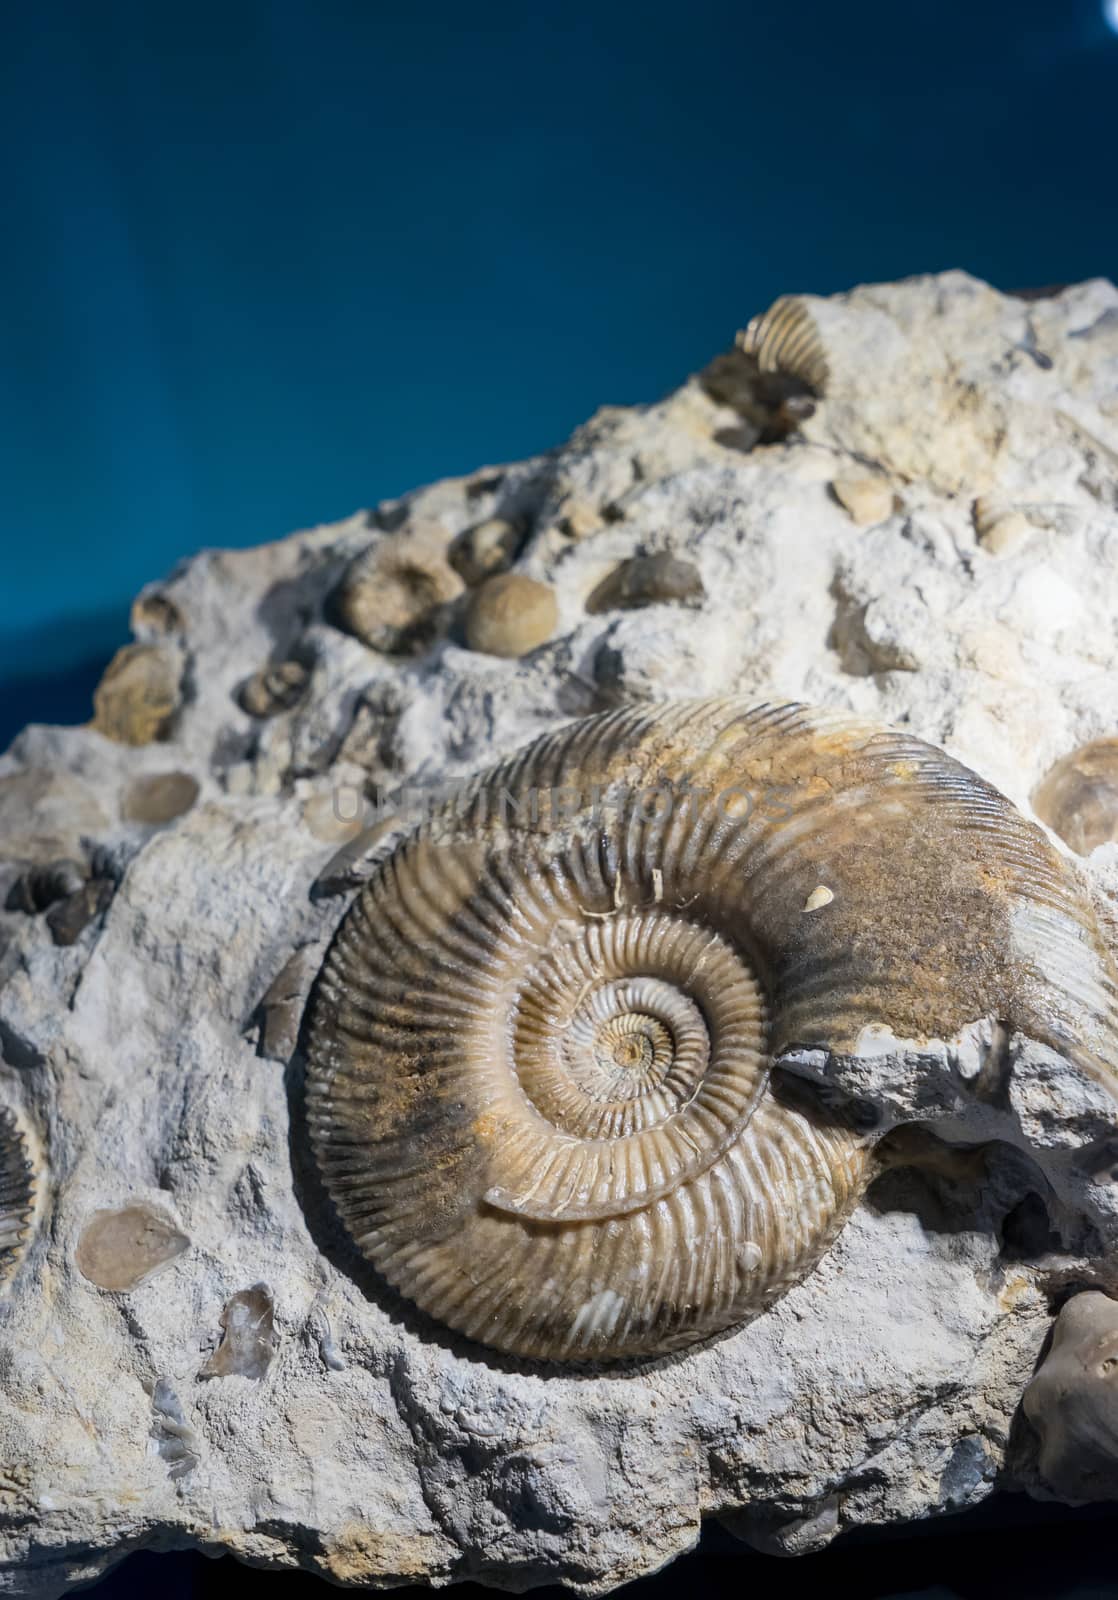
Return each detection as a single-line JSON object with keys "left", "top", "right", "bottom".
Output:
{"left": 2, "top": 0, "right": 1117, "bottom": 747}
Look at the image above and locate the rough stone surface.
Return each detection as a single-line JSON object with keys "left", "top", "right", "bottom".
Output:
{"left": 2, "top": 271, "right": 1118, "bottom": 1596}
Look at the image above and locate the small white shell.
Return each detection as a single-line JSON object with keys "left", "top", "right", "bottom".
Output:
{"left": 738, "top": 297, "right": 829, "bottom": 394}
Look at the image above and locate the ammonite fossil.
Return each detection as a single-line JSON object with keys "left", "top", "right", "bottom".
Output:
{"left": 0, "top": 1106, "right": 36, "bottom": 1289}
{"left": 305, "top": 700, "right": 1118, "bottom": 1362}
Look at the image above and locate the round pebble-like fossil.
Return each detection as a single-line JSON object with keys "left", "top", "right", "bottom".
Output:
{"left": 332, "top": 523, "right": 464, "bottom": 655}
{"left": 305, "top": 699, "right": 1118, "bottom": 1362}
{"left": 464, "top": 573, "right": 559, "bottom": 658}
{"left": 122, "top": 772, "right": 200, "bottom": 825}
{"left": 0, "top": 1106, "right": 35, "bottom": 1288}
{"left": 92, "top": 644, "right": 181, "bottom": 746}
{"left": 1032, "top": 738, "right": 1118, "bottom": 856}
{"left": 1023, "top": 1291, "right": 1118, "bottom": 1501}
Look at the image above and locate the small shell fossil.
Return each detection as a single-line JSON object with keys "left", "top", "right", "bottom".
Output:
{"left": 200, "top": 1283, "right": 276, "bottom": 1379}
{"left": 239, "top": 661, "right": 309, "bottom": 718}
{"left": 973, "top": 494, "right": 1034, "bottom": 556}
{"left": 46, "top": 878, "right": 115, "bottom": 947}
{"left": 831, "top": 476, "right": 894, "bottom": 528}
{"left": 130, "top": 590, "right": 184, "bottom": 638}
{"left": 1023, "top": 1291, "right": 1118, "bottom": 1501}
{"left": 122, "top": 772, "right": 200, "bottom": 825}
{"left": 76, "top": 1204, "right": 189, "bottom": 1291}
{"left": 0, "top": 1107, "right": 35, "bottom": 1288}
{"left": 450, "top": 518, "right": 524, "bottom": 586}
{"left": 586, "top": 554, "right": 705, "bottom": 615}
{"left": 465, "top": 574, "right": 559, "bottom": 658}
{"left": 738, "top": 296, "right": 830, "bottom": 396}
{"left": 332, "top": 524, "right": 464, "bottom": 655}
{"left": 149, "top": 1378, "right": 200, "bottom": 1481}
{"left": 305, "top": 700, "right": 1118, "bottom": 1362}
{"left": 1033, "top": 738, "right": 1118, "bottom": 856}
{"left": 558, "top": 503, "right": 605, "bottom": 542}
{"left": 92, "top": 644, "right": 182, "bottom": 745}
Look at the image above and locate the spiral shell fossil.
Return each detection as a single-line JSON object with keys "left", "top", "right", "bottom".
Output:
{"left": 305, "top": 700, "right": 1118, "bottom": 1362}
{"left": 0, "top": 1107, "right": 36, "bottom": 1288}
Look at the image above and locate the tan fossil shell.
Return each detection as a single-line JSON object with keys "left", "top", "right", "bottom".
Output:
{"left": 465, "top": 574, "right": 559, "bottom": 658}
{"left": 1023, "top": 1291, "right": 1118, "bottom": 1501}
{"left": 1033, "top": 738, "right": 1118, "bottom": 857}
{"left": 0, "top": 1107, "right": 36, "bottom": 1288}
{"left": 305, "top": 700, "right": 1118, "bottom": 1362}
{"left": 737, "top": 296, "right": 829, "bottom": 395}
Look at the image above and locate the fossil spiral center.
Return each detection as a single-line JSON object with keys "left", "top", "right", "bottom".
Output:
{"left": 508, "top": 912, "right": 759, "bottom": 1145}
{"left": 596, "top": 1014, "right": 666, "bottom": 1078}
{"left": 559, "top": 974, "right": 710, "bottom": 1126}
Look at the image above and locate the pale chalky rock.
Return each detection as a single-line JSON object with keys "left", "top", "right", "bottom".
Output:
{"left": 2, "top": 271, "right": 1118, "bottom": 1598}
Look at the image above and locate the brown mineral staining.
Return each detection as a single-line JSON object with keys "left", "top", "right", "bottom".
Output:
{"left": 122, "top": 772, "right": 200, "bottom": 825}
{"left": 92, "top": 644, "right": 181, "bottom": 745}
{"left": 46, "top": 877, "right": 115, "bottom": 946}
{"left": 831, "top": 476, "right": 894, "bottom": 527}
{"left": 1033, "top": 738, "right": 1118, "bottom": 856}
{"left": 200, "top": 1283, "right": 276, "bottom": 1379}
{"left": 449, "top": 518, "right": 523, "bottom": 586}
{"left": 76, "top": 1204, "right": 189, "bottom": 1291}
{"left": 238, "top": 660, "right": 309, "bottom": 718}
{"left": 305, "top": 698, "right": 1118, "bottom": 1362}
{"left": 1023, "top": 1291, "right": 1118, "bottom": 1502}
{"left": 586, "top": 553, "right": 704, "bottom": 615}
{"left": 332, "top": 522, "right": 464, "bottom": 654}
{"left": 465, "top": 573, "right": 558, "bottom": 657}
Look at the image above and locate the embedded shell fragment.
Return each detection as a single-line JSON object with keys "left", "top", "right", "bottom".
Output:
{"left": 305, "top": 699, "right": 1118, "bottom": 1363}
{"left": 1023, "top": 1292, "right": 1118, "bottom": 1502}
{"left": 0, "top": 1107, "right": 36, "bottom": 1288}
{"left": 1033, "top": 738, "right": 1118, "bottom": 857}
{"left": 737, "top": 296, "right": 830, "bottom": 394}
{"left": 332, "top": 523, "right": 464, "bottom": 655}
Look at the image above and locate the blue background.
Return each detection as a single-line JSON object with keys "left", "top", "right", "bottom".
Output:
{"left": 2, "top": 0, "right": 1117, "bottom": 748}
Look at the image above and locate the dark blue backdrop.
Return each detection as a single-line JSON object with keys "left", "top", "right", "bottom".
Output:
{"left": 2, "top": 0, "right": 1117, "bottom": 746}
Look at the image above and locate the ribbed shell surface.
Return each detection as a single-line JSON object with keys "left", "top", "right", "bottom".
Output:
{"left": 738, "top": 296, "right": 830, "bottom": 394}
{"left": 0, "top": 1107, "right": 35, "bottom": 1288}
{"left": 305, "top": 700, "right": 1118, "bottom": 1361}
